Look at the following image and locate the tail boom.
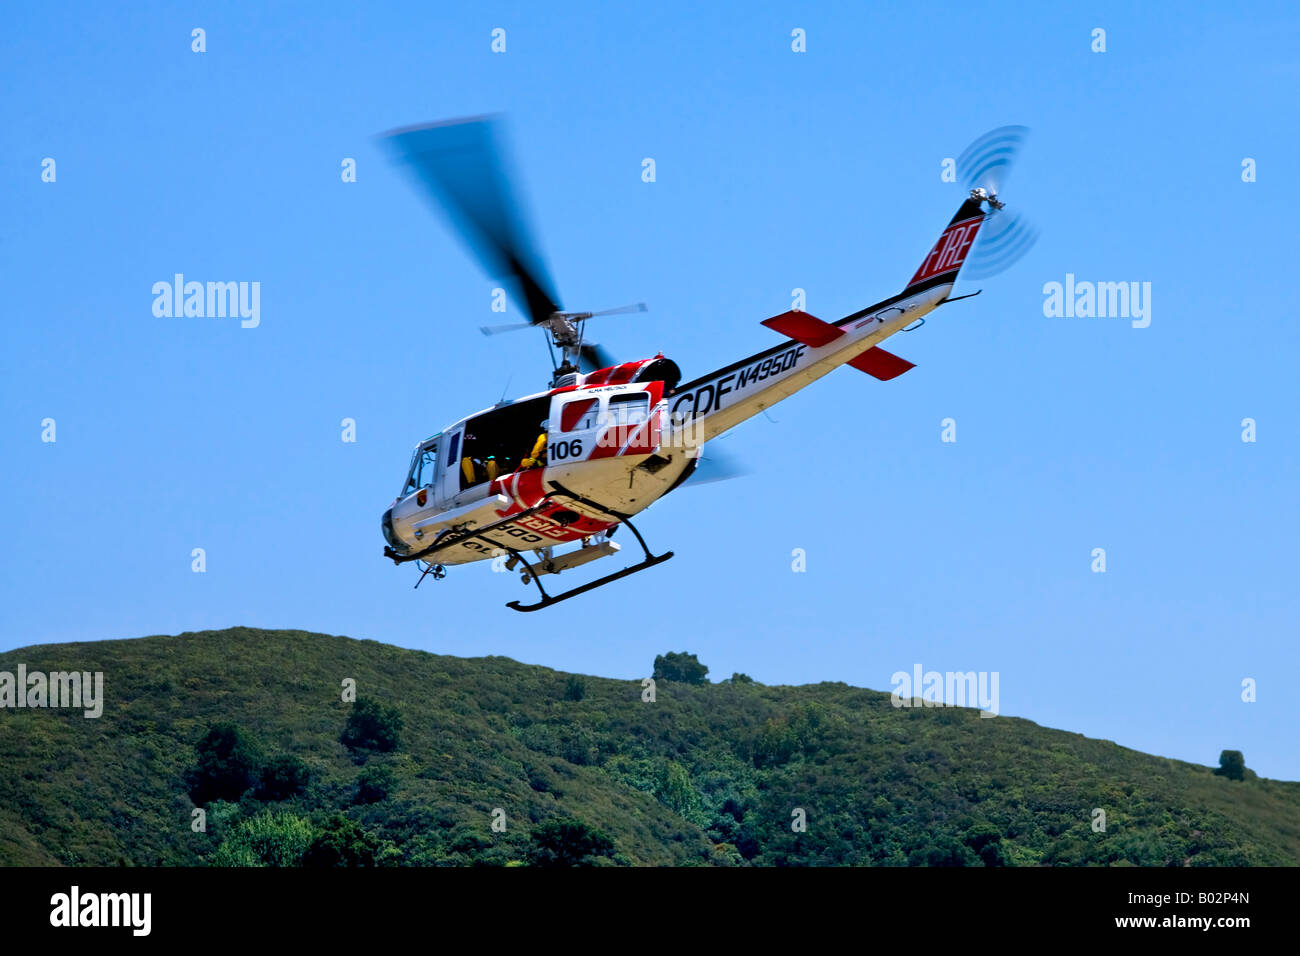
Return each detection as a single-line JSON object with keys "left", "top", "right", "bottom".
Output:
{"left": 665, "top": 197, "right": 986, "bottom": 447}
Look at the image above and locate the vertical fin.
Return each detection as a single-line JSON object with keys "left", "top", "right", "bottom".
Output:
{"left": 905, "top": 197, "right": 986, "bottom": 293}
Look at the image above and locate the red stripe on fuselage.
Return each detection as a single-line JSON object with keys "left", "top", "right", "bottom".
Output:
{"left": 589, "top": 425, "right": 620, "bottom": 459}
{"left": 622, "top": 407, "right": 660, "bottom": 455}
{"left": 485, "top": 467, "right": 617, "bottom": 545}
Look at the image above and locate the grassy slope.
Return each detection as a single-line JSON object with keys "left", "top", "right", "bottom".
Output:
{"left": 0, "top": 627, "right": 1295, "bottom": 866}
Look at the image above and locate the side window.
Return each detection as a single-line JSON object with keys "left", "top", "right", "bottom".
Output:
{"left": 604, "top": 393, "right": 650, "bottom": 427}
{"left": 446, "top": 432, "right": 460, "bottom": 466}
{"left": 561, "top": 397, "right": 599, "bottom": 432}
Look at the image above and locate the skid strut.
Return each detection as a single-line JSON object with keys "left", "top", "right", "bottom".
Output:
{"left": 500, "top": 515, "right": 672, "bottom": 612}
{"left": 492, "top": 481, "right": 674, "bottom": 613}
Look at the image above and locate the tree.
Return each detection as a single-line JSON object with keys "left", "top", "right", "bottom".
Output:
{"left": 963, "top": 823, "right": 1008, "bottom": 867}
{"left": 354, "top": 764, "right": 395, "bottom": 805}
{"left": 563, "top": 676, "right": 586, "bottom": 701}
{"left": 303, "top": 814, "right": 379, "bottom": 867}
{"left": 256, "top": 754, "right": 311, "bottom": 801}
{"left": 210, "top": 810, "right": 314, "bottom": 867}
{"left": 340, "top": 698, "right": 403, "bottom": 753}
{"left": 753, "top": 715, "right": 799, "bottom": 768}
{"left": 1214, "top": 750, "right": 1246, "bottom": 781}
{"left": 909, "top": 837, "right": 977, "bottom": 867}
{"left": 187, "top": 723, "right": 264, "bottom": 805}
{"left": 652, "top": 651, "right": 709, "bottom": 685}
{"left": 528, "top": 818, "right": 616, "bottom": 867}
{"left": 655, "top": 760, "right": 697, "bottom": 814}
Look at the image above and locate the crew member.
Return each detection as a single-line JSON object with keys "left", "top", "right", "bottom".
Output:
{"left": 462, "top": 456, "right": 483, "bottom": 486}
{"left": 521, "top": 425, "right": 548, "bottom": 469}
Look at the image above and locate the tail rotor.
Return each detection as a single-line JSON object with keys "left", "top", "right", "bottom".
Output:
{"left": 956, "top": 125, "right": 1040, "bottom": 278}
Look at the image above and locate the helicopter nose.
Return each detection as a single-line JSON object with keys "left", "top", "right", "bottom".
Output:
{"left": 381, "top": 507, "right": 407, "bottom": 554}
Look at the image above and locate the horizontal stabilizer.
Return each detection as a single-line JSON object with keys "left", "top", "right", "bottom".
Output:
{"left": 848, "top": 346, "right": 915, "bottom": 381}
{"left": 760, "top": 310, "right": 844, "bottom": 348}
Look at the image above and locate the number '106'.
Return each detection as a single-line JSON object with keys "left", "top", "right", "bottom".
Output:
{"left": 550, "top": 439, "right": 583, "bottom": 461}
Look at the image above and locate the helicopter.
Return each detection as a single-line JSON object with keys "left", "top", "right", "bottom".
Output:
{"left": 378, "top": 119, "right": 1037, "bottom": 611}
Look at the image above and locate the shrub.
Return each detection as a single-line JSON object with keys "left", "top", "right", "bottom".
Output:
{"left": 908, "top": 837, "right": 977, "bottom": 867}
{"left": 187, "top": 723, "right": 264, "bottom": 805}
{"left": 354, "top": 764, "right": 395, "bottom": 805}
{"left": 528, "top": 818, "right": 616, "bottom": 867}
{"left": 655, "top": 760, "right": 697, "bottom": 815}
{"left": 256, "top": 754, "right": 311, "bottom": 801}
{"left": 963, "top": 823, "right": 1008, "bottom": 867}
{"left": 210, "top": 810, "right": 313, "bottom": 867}
{"left": 303, "top": 814, "right": 379, "bottom": 867}
{"left": 341, "top": 698, "right": 403, "bottom": 753}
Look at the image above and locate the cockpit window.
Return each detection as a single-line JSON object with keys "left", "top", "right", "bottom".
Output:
{"left": 402, "top": 436, "right": 440, "bottom": 495}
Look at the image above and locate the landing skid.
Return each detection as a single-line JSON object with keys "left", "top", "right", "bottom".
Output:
{"left": 505, "top": 528, "right": 671, "bottom": 613}
{"left": 501, "top": 509, "right": 676, "bottom": 613}
{"left": 502, "top": 482, "right": 672, "bottom": 612}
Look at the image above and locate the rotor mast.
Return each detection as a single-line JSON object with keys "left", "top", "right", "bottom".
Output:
{"left": 542, "top": 311, "right": 593, "bottom": 384}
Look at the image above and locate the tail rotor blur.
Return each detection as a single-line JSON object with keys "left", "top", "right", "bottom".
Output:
{"left": 956, "top": 125, "right": 1039, "bottom": 278}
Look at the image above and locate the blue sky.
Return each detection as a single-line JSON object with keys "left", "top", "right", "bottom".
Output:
{"left": 3, "top": 2, "right": 1297, "bottom": 779}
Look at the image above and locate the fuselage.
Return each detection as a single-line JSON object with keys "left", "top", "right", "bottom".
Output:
{"left": 381, "top": 273, "right": 960, "bottom": 567}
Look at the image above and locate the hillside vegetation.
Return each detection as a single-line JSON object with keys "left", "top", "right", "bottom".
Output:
{"left": 0, "top": 628, "right": 1296, "bottom": 866}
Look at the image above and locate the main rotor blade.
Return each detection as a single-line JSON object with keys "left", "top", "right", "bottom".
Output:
{"left": 585, "top": 302, "right": 647, "bottom": 318}
{"left": 578, "top": 342, "right": 617, "bottom": 373}
{"left": 479, "top": 321, "right": 537, "bottom": 336}
{"left": 381, "top": 116, "right": 561, "bottom": 326}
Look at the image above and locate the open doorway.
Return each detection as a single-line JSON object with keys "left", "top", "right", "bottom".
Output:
{"left": 459, "top": 395, "right": 550, "bottom": 489}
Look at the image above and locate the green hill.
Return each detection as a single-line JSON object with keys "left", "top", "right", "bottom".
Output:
{"left": 1, "top": 627, "right": 1296, "bottom": 866}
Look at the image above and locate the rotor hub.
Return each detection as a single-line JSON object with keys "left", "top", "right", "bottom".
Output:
{"left": 970, "top": 187, "right": 1005, "bottom": 210}
{"left": 544, "top": 313, "right": 582, "bottom": 346}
